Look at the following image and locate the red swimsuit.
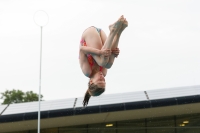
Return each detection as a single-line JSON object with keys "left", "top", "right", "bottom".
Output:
{"left": 80, "top": 39, "right": 103, "bottom": 72}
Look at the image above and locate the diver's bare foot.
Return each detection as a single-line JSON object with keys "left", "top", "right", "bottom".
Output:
{"left": 118, "top": 18, "right": 128, "bottom": 34}
{"left": 109, "top": 15, "right": 125, "bottom": 33}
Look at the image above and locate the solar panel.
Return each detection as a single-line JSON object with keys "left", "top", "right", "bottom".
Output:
{"left": 75, "top": 91, "right": 147, "bottom": 108}
{"left": 2, "top": 98, "right": 75, "bottom": 115}
{"left": 147, "top": 85, "right": 200, "bottom": 100}
{"left": 2, "top": 85, "right": 200, "bottom": 115}
{"left": 0, "top": 105, "right": 7, "bottom": 115}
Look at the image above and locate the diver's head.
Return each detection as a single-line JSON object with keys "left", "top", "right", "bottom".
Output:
{"left": 83, "top": 71, "right": 106, "bottom": 107}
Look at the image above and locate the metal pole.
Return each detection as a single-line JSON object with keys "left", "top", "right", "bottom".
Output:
{"left": 38, "top": 26, "right": 43, "bottom": 133}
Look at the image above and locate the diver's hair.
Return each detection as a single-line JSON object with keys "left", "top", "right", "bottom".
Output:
{"left": 83, "top": 82, "right": 105, "bottom": 107}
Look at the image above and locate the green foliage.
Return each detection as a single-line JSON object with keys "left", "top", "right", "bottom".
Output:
{"left": 0, "top": 89, "right": 43, "bottom": 105}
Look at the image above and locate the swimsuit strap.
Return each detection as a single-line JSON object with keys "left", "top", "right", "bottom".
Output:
{"left": 95, "top": 27, "right": 101, "bottom": 35}
{"left": 100, "top": 66, "right": 103, "bottom": 71}
{"left": 80, "top": 39, "right": 86, "bottom": 46}
{"left": 87, "top": 54, "right": 94, "bottom": 70}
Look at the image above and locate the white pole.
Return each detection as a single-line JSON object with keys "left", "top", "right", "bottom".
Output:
{"left": 38, "top": 26, "right": 42, "bottom": 133}
{"left": 33, "top": 10, "right": 48, "bottom": 133}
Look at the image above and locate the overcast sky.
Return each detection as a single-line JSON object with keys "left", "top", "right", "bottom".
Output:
{"left": 0, "top": 0, "right": 200, "bottom": 102}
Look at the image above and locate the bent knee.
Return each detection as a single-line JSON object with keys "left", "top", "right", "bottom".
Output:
{"left": 105, "top": 62, "right": 113, "bottom": 69}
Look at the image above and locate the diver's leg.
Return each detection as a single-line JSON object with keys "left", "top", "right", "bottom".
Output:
{"left": 87, "top": 16, "right": 125, "bottom": 67}
{"left": 83, "top": 27, "right": 105, "bottom": 66}
{"left": 105, "top": 19, "right": 128, "bottom": 69}
{"left": 83, "top": 16, "right": 125, "bottom": 67}
{"left": 101, "top": 15, "right": 124, "bottom": 50}
{"left": 91, "top": 15, "right": 125, "bottom": 67}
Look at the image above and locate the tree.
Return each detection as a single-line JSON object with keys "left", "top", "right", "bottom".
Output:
{"left": 0, "top": 89, "right": 43, "bottom": 105}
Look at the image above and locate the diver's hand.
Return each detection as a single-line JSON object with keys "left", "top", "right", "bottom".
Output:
{"left": 100, "top": 49, "right": 112, "bottom": 57}
{"left": 112, "top": 48, "right": 120, "bottom": 57}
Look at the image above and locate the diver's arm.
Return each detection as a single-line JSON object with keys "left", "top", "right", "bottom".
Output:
{"left": 80, "top": 46, "right": 101, "bottom": 56}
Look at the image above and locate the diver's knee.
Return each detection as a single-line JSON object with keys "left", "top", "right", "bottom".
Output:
{"left": 105, "top": 63, "right": 113, "bottom": 69}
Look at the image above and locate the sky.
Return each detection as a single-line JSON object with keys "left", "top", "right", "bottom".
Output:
{"left": 0, "top": 0, "right": 200, "bottom": 103}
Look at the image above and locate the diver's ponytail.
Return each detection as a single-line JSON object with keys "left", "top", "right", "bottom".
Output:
{"left": 83, "top": 89, "right": 91, "bottom": 107}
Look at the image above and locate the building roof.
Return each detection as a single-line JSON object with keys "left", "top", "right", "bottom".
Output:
{"left": 0, "top": 105, "right": 7, "bottom": 115}
{"left": 0, "top": 85, "right": 200, "bottom": 132}
{"left": 0, "top": 85, "right": 199, "bottom": 117}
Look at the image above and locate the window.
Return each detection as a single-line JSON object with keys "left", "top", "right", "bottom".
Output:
{"left": 117, "top": 119, "right": 145, "bottom": 133}
{"left": 59, "top": 125, "right": 87, "bottom": 133}
{"left": 176, "top": 113, "right": 200, "bottom": 133}
{"left": 147, "top": 116, "right": 175, "bottom": 133}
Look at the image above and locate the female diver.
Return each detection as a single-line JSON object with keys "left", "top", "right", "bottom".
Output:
{"left": 79, "top": 15, "right": 128, "bottom": 107}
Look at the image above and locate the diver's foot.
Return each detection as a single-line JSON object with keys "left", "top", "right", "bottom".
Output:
{"left": 118, "top": 18, "right": 128, "bottom": 34}
{"left": 109, "top": 15, "right": 125, "bottom": 33}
